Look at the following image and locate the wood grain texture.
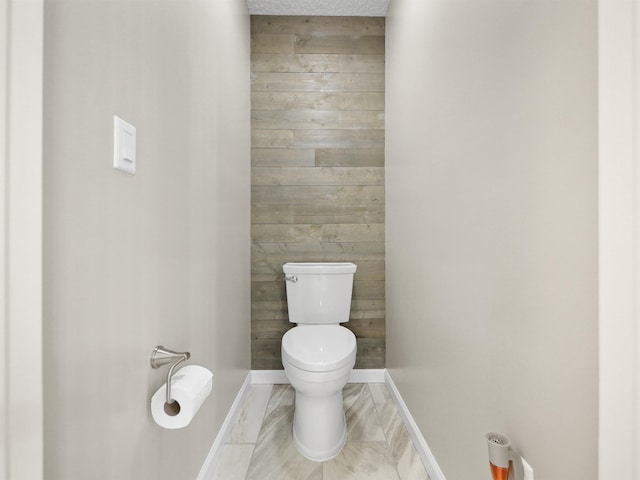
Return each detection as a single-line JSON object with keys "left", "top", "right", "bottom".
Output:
{"left": 251, "top": 223, "right": 385, "bottom": 243}
{"left": 315, "top": 148, "right": 384, "bottom": 166}
{"left": 251, "top": 91, "right": 384, "bottom": 111}
{"left": 339, "top": 55, "right": 385, "bottom": 73}
{"left": 252, "top": 129, "right": 294, "bottom": 148}
{"left": 251, "top": 72, "right": 384, "bottom": 93}
{"left": 294, "top": 35, "right": 385, "bottom": 55}
{"left": 251, "top": 16, "right": 385, "bottom": 370}
{"left": 294, "top": 129, "right": 384, "bottom": 148}
{"left": 251, "top": 148, "right": 316, "bottom": 167}
{"left": 252, "top": 109, "right": 339, "bottom": 130}
{"left": 251, "top": 203, "right": 385, "bottom": 224}
{"left": 250, "top": 34, "right": 294, "bottom": 54}
{"left": 251, "top": 16, "right": 385, "bottom": 36}
{"left": 251, "top": 166, "right": 384, "bottom": 186}
{"left": 252, "top": 54, "right": 340, "bottom": 73}
{"left": 252, "top": 185, "right": 384, "bottom": 205}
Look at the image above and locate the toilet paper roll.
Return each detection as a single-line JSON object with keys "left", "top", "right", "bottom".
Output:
{"left": 151, "top": 365, "right": 213, "bottom": 429}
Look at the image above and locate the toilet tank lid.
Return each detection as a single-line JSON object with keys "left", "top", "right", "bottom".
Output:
{"left": 283, "top": 262, "right": 357, "bottom": 275}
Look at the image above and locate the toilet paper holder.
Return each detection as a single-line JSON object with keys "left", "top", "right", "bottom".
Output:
{"left": 150, "top": 345, "right": 191, "bottom": 405}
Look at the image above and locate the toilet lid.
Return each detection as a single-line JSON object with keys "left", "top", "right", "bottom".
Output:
{"left": 282, "top": 325, "right": 357, "bottom": 372}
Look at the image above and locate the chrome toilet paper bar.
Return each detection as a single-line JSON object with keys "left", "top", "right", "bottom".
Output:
{"left": 150, "top": 345, "right": 191, "bottom": 405}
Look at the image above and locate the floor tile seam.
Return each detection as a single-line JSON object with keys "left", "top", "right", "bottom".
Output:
{"left": 243, "top": 437, "right": 262, "bottom": 480}
{"left": 362, "top": 382, "right": 389, "bottom": 443}
{"left": 240, "top": 385, "right": 273, "bottom": 479}
{"left": 374, "top": 383, "right": 428, "bottom": 461}
{"left": 331, "top": 440, "right": 403, "bottom": 480}
{"left": 367, "top": 384, "right": 416, "bottom": 479}
{"left": 370, "top": 403, "right": 405, "bottom": 479}
{"left": 253, "top": 384, "right": 274, "bottom": 442}
{"left": 368, "top": 383, "right": 394, "bottom": 450}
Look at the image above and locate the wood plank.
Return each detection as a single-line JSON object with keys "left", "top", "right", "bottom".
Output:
{"left": 339, "top": 55, "right": 385, "bottom": 73}
{"left": 294, "top": 35, "right": 385, "bottom": 55}
{"left": 344, "top": 318, "right": 386, "bottom": 338}
{"left": 251, "top": 92, "right": 384, "bottom": 111}
{"left": 251, "top": 185, "right": 384, "bottom": 205}
{"left": 351, "top": 299, "right": 385, "bottom": 316}
{"left": 315, "top": 148, "right": 384, "bottom": 167}
{"left": 251, "top": 281, "right": 286, "bottom": 301}
{"left": 252, "top": 339, "right": 286, "bottom": 370}
{"left": 251, "top": 16, "right": 385, "bottom": 36}
{"left": 252, "top": 110, "right": 339, "bottom": 130}
{"left": 251, "top": 318, "right": 291, "bottom": 339}
{"left": 352, "top": 280, "right": 385, "bottom": 300}
{"left": 294, "top": 129, "right": 384, "bottom": 148}
{"left": 252, "top": 224, "right": 384, "bottom": 244}
{"left": 252, "top": 300, "right": 288, "bottom": 321}
{"left": 252, "top": 203, "right": 385, "bottom": 224}
{"left": 336, "top": 92, "right": 385, "bottom": 111}
{"left": 251, "top": 73, "right": 384, "bottom": 93}
{"left": 252, "top": 148, "right": 315, "bottom": 167}
{"left": 252, "top": 166, "right": 384, "bottom": 186}
{"left": 354, "top": 338, "right": 385, "bottom": 369}
{"left": 251, "top": 129, "right": 294, "bottom": 148}
{"left": 252, "top": 242, "right": 385, "bottom": 262}
{"left": 251, "top": 54, "right": 340, "bottom": 73}
{"left": 252, "top": 111, "right": 385, "bottom": 130}
{"left": 251, "top": 34, "right": 294, "bottom": 54}
{"left": 339, "top": 111, "right": 385, "bottom": 130}
{"left": 252, "top": 91, "right": 341, "bottom": 111}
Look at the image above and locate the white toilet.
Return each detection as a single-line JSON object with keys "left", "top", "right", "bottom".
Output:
{"left": 281, "top": 262, "right": 357, "bottom": 462}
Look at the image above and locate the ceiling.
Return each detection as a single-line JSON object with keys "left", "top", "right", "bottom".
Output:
{"left": 246, "top": 0, "right": 391, "bottom": 17}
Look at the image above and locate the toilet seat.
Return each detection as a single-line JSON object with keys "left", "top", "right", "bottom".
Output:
{"left": 282, "top": 325, "right": 356, "bottom": 373}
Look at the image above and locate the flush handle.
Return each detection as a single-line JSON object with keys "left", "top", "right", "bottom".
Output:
{"left": 285, "top": 275, "right": 298, "bottom": 283}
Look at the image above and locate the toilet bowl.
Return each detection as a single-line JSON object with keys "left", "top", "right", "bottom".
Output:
{"left": 282, "top": 325, "right": 356, "bottom": 461}
{"left": 281, "top": 262, "right": 357, "bottom": 462}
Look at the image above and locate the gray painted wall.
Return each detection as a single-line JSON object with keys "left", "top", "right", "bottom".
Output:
{"left": 385, "top": 0, "right": 598, "bottom": 478}
{"left": 43, "top": 1, "right": 250, "bottom": 479}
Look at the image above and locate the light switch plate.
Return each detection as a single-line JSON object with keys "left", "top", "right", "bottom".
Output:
{"left": 113, "top": 115, "right": 136, "bottom": 174}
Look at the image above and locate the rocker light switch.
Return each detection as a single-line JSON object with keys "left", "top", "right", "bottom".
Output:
{"left": 113, "top": 116, "right": 136, "bottom": 174}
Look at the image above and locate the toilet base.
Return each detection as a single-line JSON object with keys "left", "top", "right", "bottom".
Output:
{"left": 283, "top": 357, "right": 354, "bottom": 462}
{"left": 292, "top": 411, "right": 347, "bottom": 462}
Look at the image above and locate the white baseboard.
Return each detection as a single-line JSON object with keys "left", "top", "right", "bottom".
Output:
{"left": 348, "top": 368, "right": 386, "bottom": 383}
{"left": 195, "top": 372, "right": 252, "bottom": 480}
{"left": 384, "top": 370, "right": 446, "bottom": 480}
{"left": 250, "top": 370, "right": 289, "bottom": 384}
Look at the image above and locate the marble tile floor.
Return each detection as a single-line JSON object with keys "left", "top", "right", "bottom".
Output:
{"left": 208, "top": 382, "right": 431, "bottom": 480}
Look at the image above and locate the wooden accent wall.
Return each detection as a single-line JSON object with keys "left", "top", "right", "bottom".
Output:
{"left": 251, "top": 16, "right": 385, "bottom": 369}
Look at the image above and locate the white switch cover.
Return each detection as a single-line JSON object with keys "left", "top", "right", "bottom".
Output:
{"left": 113, "top": 116, "right": 136, "bottom": 174}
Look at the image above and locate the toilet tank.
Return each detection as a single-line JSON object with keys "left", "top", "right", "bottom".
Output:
{"left": 283, "top": 262, "right": 357, "bottom": 325}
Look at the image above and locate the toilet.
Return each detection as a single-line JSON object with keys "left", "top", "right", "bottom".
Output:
{"left": 281, "top": 262, "right": 357, "bottom": 462}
